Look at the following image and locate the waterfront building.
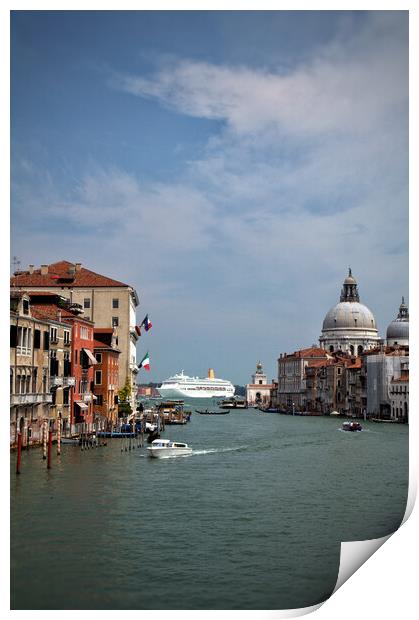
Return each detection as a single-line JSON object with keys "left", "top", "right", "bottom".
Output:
{"left": 246, "top": 362, "right": 275, "bottom": 407}
{"left": 366, "top": 348, "right": 408, "bottom": 418}
{"left": 389, "top": 358, "right": 409, "bottom": 422}
{"left": 277, "top": 347, "right": 330, "bottom": 411}
{"left": 386, "top": 297, "right": 409, "bottom": 347}
{"left": 93, "top": 331, "right": 120, "bottom": 427}
{"left": 304, "top": 359, "right": 330, "bottom": 412}
{"left": 319, "top": 269, "right": 380, "bottom": 355}
{"left": 29, "top": 293, "right": 75, "bottom": 436}
{"left": 11, "top": 261, "right": 140, "bottom": 408}
{"left": 10, "top": 292, "right": 52, "bottom": 446}
{"left": 25, "top": 292, "right": 97, "bottom": 434}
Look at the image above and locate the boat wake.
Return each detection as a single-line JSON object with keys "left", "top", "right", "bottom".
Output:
{"left": 191, "top": 445, "right": 248, "bottom": 456}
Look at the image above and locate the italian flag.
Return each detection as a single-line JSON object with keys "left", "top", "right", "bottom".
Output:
{"left": 139, "top": 351, "right": 150, "bottom": 371}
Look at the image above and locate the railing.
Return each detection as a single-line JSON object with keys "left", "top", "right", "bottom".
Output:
{"left": 11, "top": 393, "right": 53, "bottom": 405}
{"left": 50, "top": 376, "right": 76, "bottom": 388}
{"left": 16, "top": 346, "right": 31, "bottom": 356}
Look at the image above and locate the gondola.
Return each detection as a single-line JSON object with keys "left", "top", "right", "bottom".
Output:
{"left": 195, "top": 409, "right": 230, "bottom": 415}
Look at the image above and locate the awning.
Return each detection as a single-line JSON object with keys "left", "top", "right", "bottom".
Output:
{"left": 83, "top": 348, "right": 98, "bottom": 365}
{"left": 75, "top": 401, "right": 88, "bottom": 410}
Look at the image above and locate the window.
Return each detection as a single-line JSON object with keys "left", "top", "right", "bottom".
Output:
{"left": 80, "top": 326, "right": 89, "bottom": 339}
{"left": 112, "top": 298, "right": 119, "bottom": 309}
{"left": 43, "top": 331, "right": 50, "bottom": 351}
{"left": 34, "top": 329, "right": 41, "bottom": 349}
{"left": 17, "top": 326, "right": 32, "bottom": 355}
{"left": 95, "top": 370, "right": 102, "bottom": 385}
{"left": 95, "top": 353, "right": 102, "bottom": 364}
{"left": 10, "top": 325, "right": 17, "bottom": 348}
{"left": 112, "top": 317, "right": 119, "bottom": 327}
{"left": 96, "top": 395, "right": 103, "bottom": 406}
{"left": 84, "top": 298, "right": 91, "bottom": 309}
{"left": 63, "top": 388, "right": 70, "bottom": 405}
{"left": 50, "top": 326, "right": 58, "bottom": 343}
{"left": 64, "top": 330, "right": 71, "bottom": 345}
{"left": 23, "top": 299, "right": 29, "bottom": 315}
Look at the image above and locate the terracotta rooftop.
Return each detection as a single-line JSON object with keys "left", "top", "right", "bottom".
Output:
{"left": 93, "top": 339, "right": 116, "bottom": 351}
{"left": 30, "top": 302, "right": 93, "bottom": 324}
{"left": 305, "top": 359, "right": 330, "bottom": 368}
{"left": 10, "top": 260, "right": 130, "bottom": 289}
{"left": 285, "top": 347, "right": 328, "bottom": 359}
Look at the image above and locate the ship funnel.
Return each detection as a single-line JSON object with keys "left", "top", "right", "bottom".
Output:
{"left": 208, "top": 368, "right": 215, "bottom": 379}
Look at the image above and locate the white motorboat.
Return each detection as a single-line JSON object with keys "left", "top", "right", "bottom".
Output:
{"left": 147, "top": 438, "right": 192, "bottom": 458}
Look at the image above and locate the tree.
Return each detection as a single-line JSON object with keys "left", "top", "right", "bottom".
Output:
{"left": 117, "top": 377, "right": 133, "bottom": 419}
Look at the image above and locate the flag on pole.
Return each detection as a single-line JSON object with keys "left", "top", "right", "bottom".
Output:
{"left": 138, "top": 351, "right": 150, "bottom": 371}
{"left": 141, "top": 314, "right": 152, "bottom": 332}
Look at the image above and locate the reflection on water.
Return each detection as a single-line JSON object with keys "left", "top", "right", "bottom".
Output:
{"left": 11, "top": 403, "right": 408, "bottom": 610}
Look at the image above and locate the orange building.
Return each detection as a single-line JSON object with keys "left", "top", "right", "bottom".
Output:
{"left": 93, "top": 329, "right": 120, "bottom": 427}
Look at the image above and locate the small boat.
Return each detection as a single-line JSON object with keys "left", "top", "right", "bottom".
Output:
{"left": 147, "top": 438, "right": 192, "bottom": 458}
{"left": 60, "top": 437, "right": 80, "bottom": 445}
{"left": 195, "top": 409, "right": 230, "bottom": 415}
{"left": 342, "top": 421, "right": 363, "bottom": 432}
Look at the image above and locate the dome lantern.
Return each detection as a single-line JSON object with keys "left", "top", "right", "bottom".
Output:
{"left": 340, "top": 267, "right": 360, "bottom": 302}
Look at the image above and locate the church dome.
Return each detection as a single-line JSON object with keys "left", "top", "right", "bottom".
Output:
{"left": 386, "top": 297, "right": 409, "bottom": 343}
{"left": 322, "top": 301, "right": 377, "bottom": 330}
{"left": 319, "top": 269, "right": 380, "bottom": 353}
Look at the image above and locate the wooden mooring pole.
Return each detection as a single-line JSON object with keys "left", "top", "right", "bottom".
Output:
{"left": 16, "top": 432, "right": 22, "bottom": 475}
{"left": 47, "top": 429, "right": 52, "bottom": 469}
{"left": 57, "top": 418, "right": 61, "bottom": 455}
{"left": 42, "top": 419, "right": 48, "bottom": 460}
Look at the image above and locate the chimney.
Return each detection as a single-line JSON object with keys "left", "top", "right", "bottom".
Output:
{"left": 28, "top": 264, "right": 34, "bottom": 274}
{"left": 75, "top": 263, "right": 82, "bottom": 272}
{"left": 40, "top": 264, "right": 49, "bottom": 275}
{"left": 68, "top": 265, "right": 76, "bottom": 275}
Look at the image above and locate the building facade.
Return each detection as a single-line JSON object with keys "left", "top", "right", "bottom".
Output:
{"left": 10, "top": 292, "right": 52, "bottom": 446}
{"left": 246, "top": 362, "right": 274, "bottom": 407}
{"left": 277, "top": 347, "right": 329, "bottom": 411}
{"left": 389, "top": 358, "right": 409, "bottom": 422}
{"left": 11, "top": 261, "right": 140, "bottom": 408}
{"left": 93, "top": 333, "right": 120, "bottom": 427}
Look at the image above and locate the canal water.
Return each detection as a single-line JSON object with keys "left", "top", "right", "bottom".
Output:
{"left": 10, "top": 404, "right": 408, "bottom": 610}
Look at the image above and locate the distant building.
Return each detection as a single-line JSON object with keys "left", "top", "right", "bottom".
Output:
{"left": 366, "top": 349, "right": 408, "bottom": 418}
{"left": 319, "top": 269, "right": 380, "bottom": 355}
{"left": 386, "top": 297, "right": 409, "bottom": 346}
{"left": 277, "top": 347, "right": 329, "bottom": 411}
{"left": 11, "top": 261, "right": 140, "bottom": 408}
{"left": 246, "top": 362, "right": 275, "bottom": 407}
{"left": 389, "top": 358, "right": 409, "bottom": 422}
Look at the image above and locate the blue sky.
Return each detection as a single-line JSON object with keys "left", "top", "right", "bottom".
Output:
{"left": 11, "top": 10, "right": 409, "bottom": 384}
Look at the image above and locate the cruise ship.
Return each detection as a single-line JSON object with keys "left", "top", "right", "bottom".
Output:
{"left": 158, "top": 369, "right": 235, "bottom": 399}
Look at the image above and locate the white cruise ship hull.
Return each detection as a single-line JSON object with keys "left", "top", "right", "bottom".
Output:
{"left": 158, "top": 385, "right": 235, "bottom": 399}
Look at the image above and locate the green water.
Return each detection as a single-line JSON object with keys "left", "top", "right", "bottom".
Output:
{"left": 10, "top": 404, "right": 408, "bottom": 610}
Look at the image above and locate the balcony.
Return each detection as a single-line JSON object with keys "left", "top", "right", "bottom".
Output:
{"left": 16, "top": 346, "right": 32, "bottom": 356}
{"left": 11, "top": 393, "right": 53, "bottom": 405}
